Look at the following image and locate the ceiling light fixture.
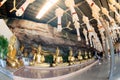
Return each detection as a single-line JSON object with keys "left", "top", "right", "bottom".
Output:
{"left": 36, "top": 0, "right": 59, "bottom": 19}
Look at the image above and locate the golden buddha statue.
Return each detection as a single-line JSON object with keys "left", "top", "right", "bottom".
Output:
{"left": 33, "top": 45, "right": 45, "bottom": 64}
{"left": 52, "top": 47, "right": 63, "bottom": 67}
{"left": 84, "top": 51, "right": 88, "bottom": 60}
{"left": 17, "top": 45, "right": 24, "bottom": 56}
{"left": 7, "top": 34, "right": 23, "bottom": 68}
{"left": 23, "top": 49, "right": 28, "bottom": 58}
{"left": 30, "top": 45, "right": 50, "bottom": 67}
{"left": 77, "top": 50, "right": 83, "bottom": 61}
{"left": 88, "top": 52, "right": 92, "bottom": 59}
{"left": 20, "top": 45, "right": 24, "bottom": 54}
{"left": 68, "top": 48, "right": 75, "bottom": 65}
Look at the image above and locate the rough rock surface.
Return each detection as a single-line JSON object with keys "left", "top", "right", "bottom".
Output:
{"left": 7, "top": 19, "right": 96, "bottom": 54}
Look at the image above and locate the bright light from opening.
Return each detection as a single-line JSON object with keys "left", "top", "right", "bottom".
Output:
{"left": 36, "top": 0, "right": 59, "bottom": 19}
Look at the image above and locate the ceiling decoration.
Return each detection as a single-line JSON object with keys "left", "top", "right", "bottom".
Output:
{"left": 0, "top": 0, "right": 115, "bottom": 27}
{"left": 15, "top": 0, "right": 35, "bottom": 16}
{"left": 0, "top": 0, "right": 120, "bottom": 52}
{"left": 65, "top": 0, "right": 81, "bottom": 41}
{"left": 0, "top": 0, "right": 7, "bottom": 7}
{"left": 55, "top": 7, "right": 64, "bottom": 32}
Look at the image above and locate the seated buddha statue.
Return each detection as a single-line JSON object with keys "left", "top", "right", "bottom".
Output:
{"left": 88, "top": 52, "right": 92, "bottom": 59}
{"left": 77, "top": 50, "right": 83, "bottom": 61}
{"left": 7, "top": 34, "right": 23, "bottom": 68}
{"left": 17, "top": 45, "right": 24, "bottom": 57}
{"left": 68, "top": 48, "right": 75, "bottom": 65}
{"left": 30, "top": 45, "right": 50, "bottom": 67}
{"left": 52, "top": 47, "right": 63, "bottom": 67}
{"left": 84, "top": 51, "right": 88, "bottom": 60}
{"left": 23, "top": 49, "right": 28, "bottom": 58}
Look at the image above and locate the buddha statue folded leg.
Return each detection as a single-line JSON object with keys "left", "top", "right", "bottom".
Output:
{"left": 7, "top": 57, "right": 20, "bottom": 68}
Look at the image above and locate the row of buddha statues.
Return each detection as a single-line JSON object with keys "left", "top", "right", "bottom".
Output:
{"left": 6, "top": 35, "right": 94, "bottom": 68}
{"left": 20, "top": 45, "right": 93, "bottom": 67}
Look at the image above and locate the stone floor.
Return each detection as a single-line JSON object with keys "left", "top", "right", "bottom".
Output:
{"left": 13, "top": 59, "right": 95, "bottom": 79}
{"left": 0, "top": 67, "right": 13, "bottom": 80}
{"left": 65, "top": 55, "right": 120, "bottom": 80}
{"left": 0, "top": 72, "right": 13, "bottom": 80}
{"left": 66, "top": 59, "right": 109, "bottom": 80}
{"left": 1, "top": 55, "right": 120, "bottom": 80}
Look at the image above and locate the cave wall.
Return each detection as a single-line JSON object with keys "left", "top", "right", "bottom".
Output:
{"left": 7, "top": 18, "right": 96, "bottom": 55}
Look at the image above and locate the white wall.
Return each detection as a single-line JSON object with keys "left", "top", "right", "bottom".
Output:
{"left": 0, "top": 19, "right": 19, "bottom": 49}
{"left": 0, "top": 19, "right": 13, "bottom": 41}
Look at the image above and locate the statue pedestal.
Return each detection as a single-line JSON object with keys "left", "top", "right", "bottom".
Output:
{"left": 13, "top": 59, "right": 97, "bottom": 80}
{"left": 53, "top": 63, "right": 69, "bottom": 67}
{"left": 75, "top": 61, "right": 80, "bottom": 64}
{"left": 34, "top": 63, "right": 50, "bottom": 67}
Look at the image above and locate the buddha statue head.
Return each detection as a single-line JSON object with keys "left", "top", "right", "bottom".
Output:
{"left": 20, "top": 45, "right": 24, "bottom": 52}
{"left": 56, "top": 47, "right": 60, "bottom": 56}
{"left": 37, "top": 45, "right": 42, "bottom": 54}
{"left": 78, "top": 50, "right": 82, "bottom": 56}
{"left": 23, "top": 49, "right": 28, "bottom": 57}
{"left": 69, "top": 48, "right": 73, "bottom": 56}
{"left": 9, "top": 34, "right": 16, "bottom": 46}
